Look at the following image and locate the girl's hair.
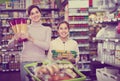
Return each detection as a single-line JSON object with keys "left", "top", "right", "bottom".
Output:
{"left": 57, "top": 21, "right": 70, "bottom": 30}
{"left": 27, "top": 5, "right": 41, "bottom": 16}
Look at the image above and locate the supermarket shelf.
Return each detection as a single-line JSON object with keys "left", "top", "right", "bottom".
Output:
{"left": 85, "top": 78, "right": 91, "bottom": 81}
{"left": 70, "top": 28, "right": 89, "bottom": 32}
{"left": 78, "top": 44, "right": 89, "bottom": 47}
{"left": 79, "top": 69, "right": 91, "bottom": 72}
{"left": 0, "top": 61, "right": 20, "bottom": 64}
{"left": 1, "top": 62, "right": 8, "bottom": 64}
{"left": 69, "top": 13, "right": 89, "bottom": 16}
{"left": 89, "top": 7, "right": 105, "bottom": 12}
{"left": 41, "top": 17, "right": 59, "bottom": 19}
{"left": 10, "top": 69, "right": 19, "bottom": 72}
{"left": 2, "top": 32, "right": 13, "bottom": 35}
{"left": 1, "top": 25, "right": 10, "bottom": 27}
{"left": 93, "top": 58, "right": 120, "bottom": 68}
{"left": 69, "top": 21, "right": 88, "bottom": 24}
{"left": 89, "top": 48, "right": 97, "bottom": 51}
{"left": 85, "top": 76, "right": 91, "bottom": 81}
{"left": 94, "top": 18, "right": 119, "bottom": 25}
{"left": 78, "top": 61, "right": 91, "bottom": 64}
{"left": 1, "top": 49, "right": 22, "bottom": 52}
{"left": 80, "top": 51, "right": 89, "bottom": 54}
{"left": 70, "top": 36, "right": 89, "bottom": 39}
{"left": 1, "top": 44, "right": 10, "bottom": 47}
{"left": 0, "top": 9, "right": 26, "bottom": 12}
{"left": 93, "top": 37, "right": 120, "bottom": 42}
{"left": 0, "top": 18, "right": 12, "bottom": 19}
{"left": 1, "top": 44, "right": 8, "bottom": 47}
{"left": 0, "top": 8, "right": 59, "bottom": 12}
{"left": 1, "top": 69, "right": 19, "bottom": 72}
{"left": 0, "top": 17, "right": 28, "bottom": 19}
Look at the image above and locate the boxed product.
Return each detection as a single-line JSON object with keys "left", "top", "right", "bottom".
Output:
{"left": 96, "top": 69, "right": 103, "bottom": 81}
{"left": 52, "top": 50, "right": 77, "bottom": 59}
{"left": 9, "top": 18, "right": 28, "bottom": 42}
{"left": 51, "top": 50, "right": 78, "bottom": 64}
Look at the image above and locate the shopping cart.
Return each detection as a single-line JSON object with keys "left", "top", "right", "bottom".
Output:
{"left": 24, "top": 60, "right": 86, "bottom": 81}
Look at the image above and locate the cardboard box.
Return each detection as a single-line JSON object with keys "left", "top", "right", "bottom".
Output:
{"left": 96, "top": 67, "right": 120, "bottom": 81}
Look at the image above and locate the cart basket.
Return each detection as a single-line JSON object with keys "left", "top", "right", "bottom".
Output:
{"left": 24, "top": 60, "right": 86, "bottom": 81}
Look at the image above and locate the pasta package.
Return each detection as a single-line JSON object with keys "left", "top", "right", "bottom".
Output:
{"left": 9, "top": 18, "right": 28, "bottom": 42}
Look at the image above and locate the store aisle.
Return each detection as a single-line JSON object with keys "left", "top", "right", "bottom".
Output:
{"left": 0, "top": 71, "right": 21, "bottom": 81}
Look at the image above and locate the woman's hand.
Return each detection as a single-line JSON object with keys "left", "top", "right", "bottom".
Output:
{"left": 20, "top": 33, "right": 34, "bottom": 42}
{"left": 13, "top": 33, "right": 22, "bottom": 40}
{"left": 20, "top": 33, "right": 29, "bottom": 39}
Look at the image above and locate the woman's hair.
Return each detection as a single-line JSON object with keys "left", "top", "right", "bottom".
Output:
{"left": 27, "top": 5, "right": 41, "bottom": 16}
{"left": 57, "top": 21, "right": 70, "bottom": 30}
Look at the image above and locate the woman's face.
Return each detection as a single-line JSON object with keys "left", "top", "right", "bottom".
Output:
{"left": 29, "top": 8, "right": 41, "bottom": 22}
{"left": 58, "top": 23, "right": 69, "bottom": 39}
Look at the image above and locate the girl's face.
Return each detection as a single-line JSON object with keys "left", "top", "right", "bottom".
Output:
{"left": 58, "top": 23, "right": 69, "bottom": 39}
{"left": 29, "top": 8, "right": 41, "bottom": 22}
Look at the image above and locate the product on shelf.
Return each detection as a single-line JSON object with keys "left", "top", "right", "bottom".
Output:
{"left": 13, "top": 12, "right": 19, "bottom": 18}
{"left": 20, "top": 18, "right": 27, "bottom": 34}
{"left": 68, "top": 2, "right": 90, "bottom": 72}
{"left": 5, "top": 1, "right": 12, "bottom": 9}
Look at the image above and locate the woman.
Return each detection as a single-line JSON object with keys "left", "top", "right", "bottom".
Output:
{"left": 47, "top": 21, "right": 79, "bottom": 64}
{"left": 8, "top": 5, "right": 51, "bottom": 81}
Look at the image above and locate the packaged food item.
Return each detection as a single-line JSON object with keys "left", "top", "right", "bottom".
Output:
{"left": 51, "top": 64, "right": 59, "bottom": 73}
{"left": 15, "top": 18, "right": 21, "bottom": 33}
{"left": 52, "top": 50, "right": 77, "bottom": 63}
{"left": 9, "top": 19, "right": 17, "bottom": 34}
{"left": 21, "top": 18, "right": 27, "bottom": 34}
{"left": 9, "top": 18, "right": 28, "bottom": 34}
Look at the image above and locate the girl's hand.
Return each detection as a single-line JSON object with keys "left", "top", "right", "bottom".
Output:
{"left": 67, "top": 54, "right": 75, "bottom": 63}
{"left": 57, "top": 54, "right": 62, "bottom": 60}
{"left": 67, "top": 54, "right": 74, "bottom": 60}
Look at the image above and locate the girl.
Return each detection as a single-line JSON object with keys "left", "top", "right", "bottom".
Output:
{"left": 48, "top": 21, "right": 79, "bottom": 64}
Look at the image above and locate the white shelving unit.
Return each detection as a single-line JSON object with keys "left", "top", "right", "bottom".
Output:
{"left": 68, "top": 0, "right": 90, "bottom": 72}
{"left": 68, "top": 1, "right": 93, "bottom": 81}
{"left": 93, "top": 37, "right": 120, "bottom": 68}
